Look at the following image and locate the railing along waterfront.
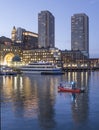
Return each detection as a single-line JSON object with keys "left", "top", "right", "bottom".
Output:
{"left": 63, "top": 66, "right": 99, "bottom": 71}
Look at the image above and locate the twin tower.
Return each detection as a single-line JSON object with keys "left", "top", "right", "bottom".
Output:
{"left": 11, "top": 11, "right": 89, "bottom": 57}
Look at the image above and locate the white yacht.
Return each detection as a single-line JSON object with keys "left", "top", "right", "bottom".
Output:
{"left": 0, "top": 66, "right": 17, "bottom": 75}
{"left": 19, "top": 61, "right": 64, "bottom": 75}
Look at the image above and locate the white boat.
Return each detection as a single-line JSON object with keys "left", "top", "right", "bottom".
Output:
{"left": 0, "top": 66, "right": 17, "bottom": 75}
{"left": 19, "top": 61, "right": 64, "bottom": 75}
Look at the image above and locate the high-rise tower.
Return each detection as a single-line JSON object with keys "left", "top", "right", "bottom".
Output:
{"left": 71, "top": 13, "right": 89, "bottom": 57}
{"left": 38, "top": 10, "right": 55, "bottom": 48}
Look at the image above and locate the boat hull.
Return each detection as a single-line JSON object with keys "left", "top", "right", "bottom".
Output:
{"left": 58, "top": 87, "right": 84, "bottom": 93}
{"left": 0, "top": 72, "right": 17, "bottom": 76}
{"left": 41, "top": 71, "right": 65, "bottom": 75}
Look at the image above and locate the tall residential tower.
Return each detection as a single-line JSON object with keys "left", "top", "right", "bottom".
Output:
{"left": 71, "top": 13, "right": 89, "bottom": 57}
{"left": 38, "top": 10, "right": 55, "bottom": 48}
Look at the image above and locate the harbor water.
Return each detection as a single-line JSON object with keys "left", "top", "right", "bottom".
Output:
{"left": 1, "top": 71, "right": 99, "bottom": 130}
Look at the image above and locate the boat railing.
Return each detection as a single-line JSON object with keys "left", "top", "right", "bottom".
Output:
{"left": 58, "top": 81, "right": 76, "bottom": 89}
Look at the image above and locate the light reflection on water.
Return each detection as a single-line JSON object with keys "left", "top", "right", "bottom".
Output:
{"left": 1, "top": 71, "right": 99, "bottom": 130}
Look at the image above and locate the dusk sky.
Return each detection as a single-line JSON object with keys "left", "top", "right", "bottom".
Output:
{"left": 0, "top": 0, "right": 99, "bottom": 58}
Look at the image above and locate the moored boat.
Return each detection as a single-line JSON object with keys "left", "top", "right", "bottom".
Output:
{"left": 19, "top": 61, "right": 64, "bottom": 75}
{"left": 0, "top": 66, "right": 17, "bottom": 76}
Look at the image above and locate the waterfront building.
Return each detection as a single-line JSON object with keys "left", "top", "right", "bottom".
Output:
{"left": 0, "top": 42, "right": 22, "bottom": 66}
{"left": 23, "top": 31, "right": 38, "bottom": 49}
{"left": 0, "top": 41, "right": 61, "bottom": 66}
{"left": 89, "top": 58, "right": 99, "bottom": 69}
{"left": 38, "top": 10, "right": 55, "bottom": 48}
{"left": 11, "top": 26, "right": 38, "bottom": 49}
{"left": 61, "top": 50, "right": 89, "bottom": 69}
{"left": 22, "top": 48, "right": 61, "bottom": 65}
{"left": 71, "top": 13, "right": 89, "bottom": 58}
{"left": 0, "top": 40, "right": 99, "bottom": 69}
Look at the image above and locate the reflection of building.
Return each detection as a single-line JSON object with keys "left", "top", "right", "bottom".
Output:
{"left": 65, "top": 71, "right": 89, "bottom": 88}
{"left": 1, "top": 74, "right": 56, "bottom": 126}
{"left": 34, "top": 75, "right": 56, "bottom": 128}
{"left": 71, "top": 92, "right": 89, "bottom": 123}
{"left": 71, "top": 13, "right": 89, "bottom": 58}
{"left": 65, "top": 71, "right": 89, "bottom": 123}
{"left": 38, "top": 10, "right": 55, "bottom": 48}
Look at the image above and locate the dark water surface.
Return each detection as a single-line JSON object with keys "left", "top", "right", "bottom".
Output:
{"left": 1, "top": 71, "right": 99, "bottom": 130}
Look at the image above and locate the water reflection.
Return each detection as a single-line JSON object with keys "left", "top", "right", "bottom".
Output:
{"left": 65, "top": 71, "right": 90, "bottom": 123}
{"left": 65, "top": 71, "right": 89, "bottom": 89}
{"left": 71, "top": 92, "right": 89, "bottom": 123}
{"left": 1, "top": 71, "right": 93, "bottom": 130}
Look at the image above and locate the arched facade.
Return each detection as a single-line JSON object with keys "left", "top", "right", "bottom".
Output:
{"left": 0, "top": 43, "right": 22, "bottom": 66}
{"left": 4, "top": 53, "right": 15, "bottom": 65}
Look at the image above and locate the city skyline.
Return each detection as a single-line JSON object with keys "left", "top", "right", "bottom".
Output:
{"left": 0, "top": 0, "right": 99, "bottom": 58}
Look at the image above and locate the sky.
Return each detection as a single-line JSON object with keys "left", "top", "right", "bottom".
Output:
{"left": 0, "top": 0, "right": 99, "bottom": 58}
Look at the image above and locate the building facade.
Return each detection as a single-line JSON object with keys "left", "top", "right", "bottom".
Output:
{"left": 11, "top": 26, "right": 38, "bottom": 49}
{"left": 61, "top": 50, "right": 89, "bottom": 70}
{"left": 11, "top": 26, "right": 17, "bottom": 42}
{"left": 38, "top": 10, "right": 55, "bottom": 48}
{"left": 71, "top": 13, "right": 89, "bottom": 57}
{"left": 23, "top": 31, "right": 38, "bottom": 49}
{"left": 0, "top": 42, "right": 22, "bottom": 66}
{"left": 0, "top": 41, "right": 99, "bottom": 70}
{"left": 22, "top": 48, "right": 61, "bottom": 66}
